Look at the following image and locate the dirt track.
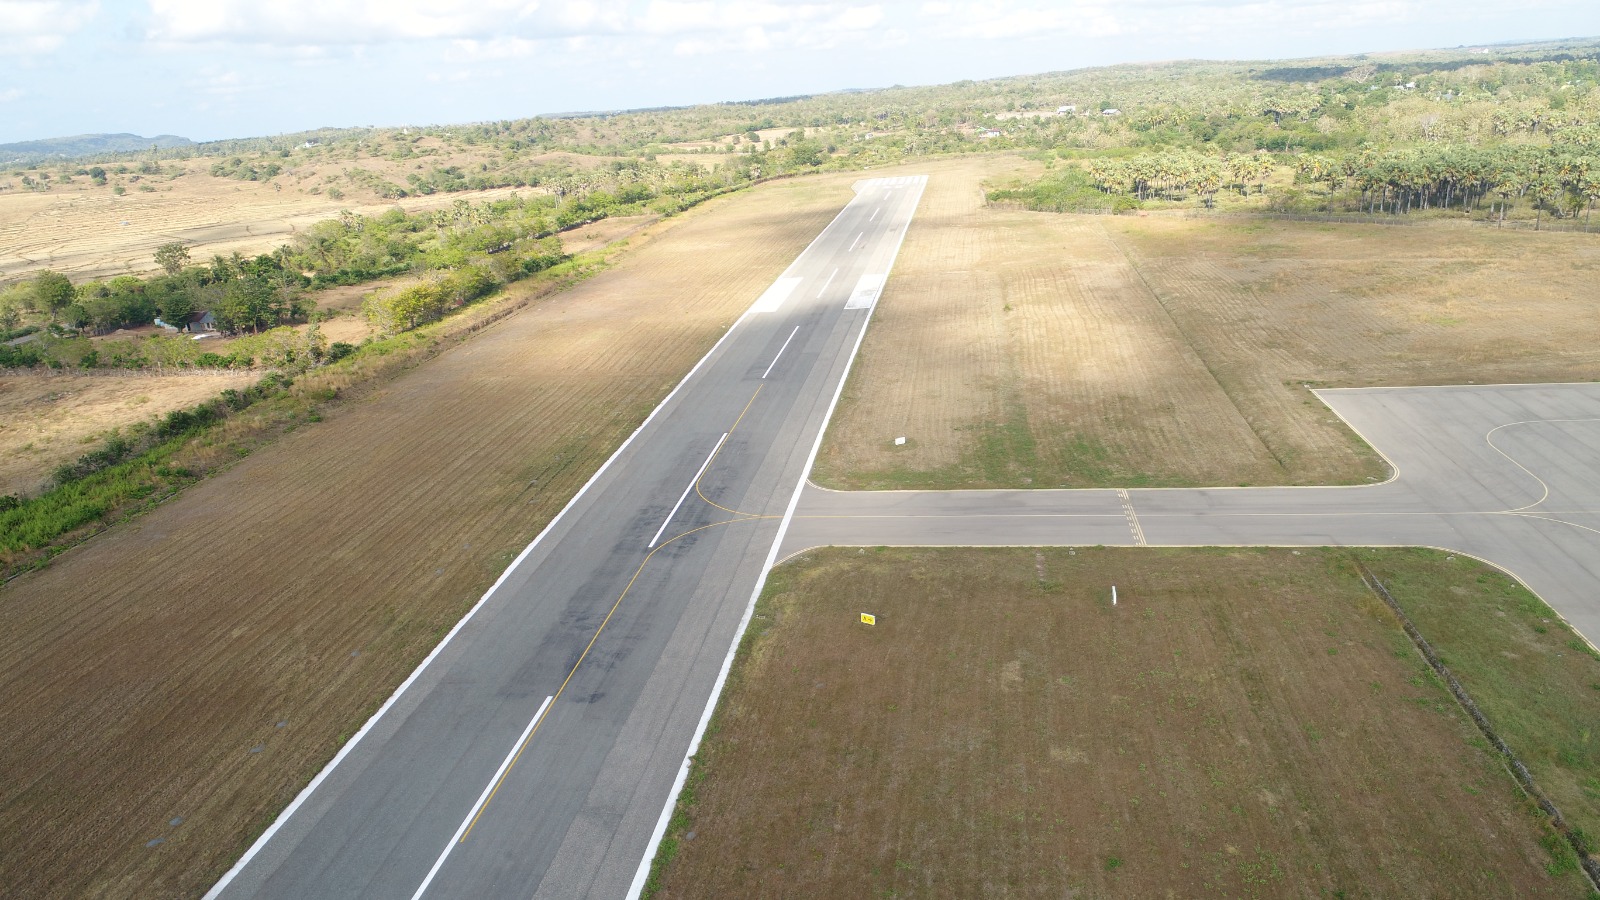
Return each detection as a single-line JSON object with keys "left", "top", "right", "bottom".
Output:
{"left": 0, "top": 171, "right": 861, "bottom": 898}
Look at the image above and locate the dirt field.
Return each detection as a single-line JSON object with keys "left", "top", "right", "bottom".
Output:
{"left": 648, "top": 546, "right": 1595, "bottom": 898}
{"left": 0, "top": 370, "right": 257, "bottom": 495}
{"left": 0, "top": 172, "right": 862, "bottom": 897}
{"left": 815, "top": 156, "right": 1600, "bottom": 489}
{"left": 0, "top": 157, "right": 530, "bottom": 282}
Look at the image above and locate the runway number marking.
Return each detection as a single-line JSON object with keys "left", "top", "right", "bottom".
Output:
{"left": 1117, "top": 489, "right": 1147, "bottom": 546}
{"left": 410, "top": 695, "right": 553, "bottom": 900}
{"left": 649, "top": 434, "right": 729, "bottom": 548}
{"left": 761, "top": 327, "right": 800, "bottom": 380}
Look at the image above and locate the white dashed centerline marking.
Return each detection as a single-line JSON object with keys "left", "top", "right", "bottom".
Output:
{"left": 649, "top": 434, "right": 728, "bottom": 548}
{"left": 761, "top": 327, "right": 800, "bottom": 380}
{"left": 815, "top": 267, "right": 838, "bottom": 298}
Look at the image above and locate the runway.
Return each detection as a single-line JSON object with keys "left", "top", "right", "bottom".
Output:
{"left": 208, "top": 176, "right": 928, "bottom": 899}
{"left": 211, "top": 176, "right": 1599, "bottom": 899}
{"left": 782, "top": 382, "right": 1600, "bottom": 644}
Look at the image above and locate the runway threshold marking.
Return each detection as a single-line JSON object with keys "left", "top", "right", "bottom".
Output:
{"left": 649, "top": 433, "right": 729, "bottom": 548}
{"left": 761, "top": 326, "right": 800, "bottom": 379}
{"left": 1117, "top": 489, "right": 1147, "bottom": 545}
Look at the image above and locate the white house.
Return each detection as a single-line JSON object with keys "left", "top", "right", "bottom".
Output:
{"left": 1057, "top": 105, "right": 1077, "bottom": 114}
{"left": 1101, "top": 108, "right": 1122, "bottom": 117}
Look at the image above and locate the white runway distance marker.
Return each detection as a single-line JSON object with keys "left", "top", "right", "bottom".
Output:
{"left": 845, "top": 273, "right": 887, "bottom": 310}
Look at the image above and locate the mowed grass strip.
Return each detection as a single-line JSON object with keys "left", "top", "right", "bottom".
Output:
{"left": 0, "top": 171, "right": 865, "bottom": 898}
{"left": 648, "top": 547, "right": 1597, "bottom": 898}
{"left": 816, "top": 156, "right": 1600, "bottom": 490}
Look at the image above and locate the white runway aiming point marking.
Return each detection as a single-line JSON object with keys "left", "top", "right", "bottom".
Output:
{"left": 845, "top": 273, "right": 886, "bottom": 310}
{"left": 751, "top": 276, "right": 802, "bottom": 313}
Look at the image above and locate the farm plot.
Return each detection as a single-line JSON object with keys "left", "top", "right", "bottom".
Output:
{"left": 815, "top": 157, "right": 1600, "bottom": 489}
{"left": 648, "top": 546, "right": 1598, "bottom": 899}
{"left": 0, "top": 156, "right": 528, "bottom": 282}
{"left": 0, "top": 370, "right": 258, "bottom": 495}
{"left": 0, "top": 172, "right": 858, "bottom": 898}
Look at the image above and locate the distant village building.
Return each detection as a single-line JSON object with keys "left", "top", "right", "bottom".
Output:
{"left": 980, "top": 129, "right": 1002, "bottom": 139}
{"left": 1057, "top": 105, "right": 1076, "bottom": 114}
{"left": 1101, "top": 108, "right": 1122, "bottom": 117}
{"left": 184, "top": 310, "right": 217, "bottom": 333}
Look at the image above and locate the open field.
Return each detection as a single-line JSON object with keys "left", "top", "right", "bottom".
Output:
{"left": 0, "top": 155, "right": 532, "bottom": 283}
{"left": 648, "top": 546, "right": 1599, "bottom": 898}
{"left": 815, "top": 156, "right": 1600, "bottom": 490}
{"left": 0, "top": 208, "right": 659, "bottom": 502}
{"left": 0, "top": 171, "right": 863, "bottom": 897}
{"left": 0, "top": 370, "right": 258, "bottom": 495}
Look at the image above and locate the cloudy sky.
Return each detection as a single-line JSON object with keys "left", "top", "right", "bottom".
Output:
{"left": 1, "top": 0, "right": 1597, "bottom": 144}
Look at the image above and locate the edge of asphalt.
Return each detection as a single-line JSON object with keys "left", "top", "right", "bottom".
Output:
{"left": 625, "top": 174, "right": 928, "bottom": 898}
{"left": 203, "top": 178, "right": 867, "bottom": 899}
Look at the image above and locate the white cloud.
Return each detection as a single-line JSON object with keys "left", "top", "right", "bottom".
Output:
{"left": 0, "top": 87, "right": 24, "bottom": 102}
{"left": 0, "top": 0, "right": 99, "bottom": 55}
{"left": 145, "top": 0, "right": 886, "bottom": 51}
{"left": 146, "top": 0, "right": 563, "bottom": 45}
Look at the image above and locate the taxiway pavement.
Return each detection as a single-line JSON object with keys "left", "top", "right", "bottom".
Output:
{"left": 783, "top": 382, "right": 1600, "bottom": 643}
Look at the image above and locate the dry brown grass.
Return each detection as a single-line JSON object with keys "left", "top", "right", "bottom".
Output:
{"left": 816, "top": 156, "right": 1600, "bottom": 489}
{"left": 0, "top": 370, "right": 257, "bottom": 495}
{"left": 649, "top": 546, "right": 1592, "bottom": 899}
{"left": 0, "top": 155, "right": 531, "bottom": 282}
{"left": 0, "top": 171, "right": 863, "bottom": 898}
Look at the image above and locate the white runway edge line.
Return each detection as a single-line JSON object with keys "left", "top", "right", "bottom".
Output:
{"left": 649, "top": 434, "right": 728, "bottom": 548}
{"left": 410, "top": 696, "right": 554, "bottom": 900}
{"left": 201, "top": 182, "right": 866, "bottom": 899}
{"left": 626, "top": 174, "right": 927, "bottom": 899}
{"left": 760, "top": 327, "right": 801, "bottom": 380}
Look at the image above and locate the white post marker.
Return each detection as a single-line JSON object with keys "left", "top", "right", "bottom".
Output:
{"left": 1112, "top": 585, "right": 1117, "bottom": 606}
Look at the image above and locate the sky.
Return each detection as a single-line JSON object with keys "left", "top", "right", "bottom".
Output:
{"left": 1, "top": 0, "right": 1597, "bottom": 145}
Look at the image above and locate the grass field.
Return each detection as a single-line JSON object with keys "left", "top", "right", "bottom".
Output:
{"left": 0, "top": 370, "right": 257, "bottom": 495}
{"left": 815, "top": 156, "right": 1600, "bottom": 490}
{"left": 647, "top": 546, "right": 1600, "bottom": 898}
{"left": 0, "top": 155, "right": 530, "bottom": 282}
{"left": 0, "top": 171, "right": 865, "bottom": 897}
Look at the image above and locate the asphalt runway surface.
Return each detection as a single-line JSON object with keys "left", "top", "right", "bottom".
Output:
{"left": 208, "top": 175, "right": 929, "bottom": 899}
{"left": 783, "top": 382, "right": 1600, "bottom": 643}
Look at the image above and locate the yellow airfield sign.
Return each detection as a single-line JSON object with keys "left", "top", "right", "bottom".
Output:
{"left": 860, "top": 612, "right": 876, "bottom": 626}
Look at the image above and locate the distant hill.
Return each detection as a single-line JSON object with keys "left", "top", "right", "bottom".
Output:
{"left": 0, "top": 133, "right": 194, "bottom": 164}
